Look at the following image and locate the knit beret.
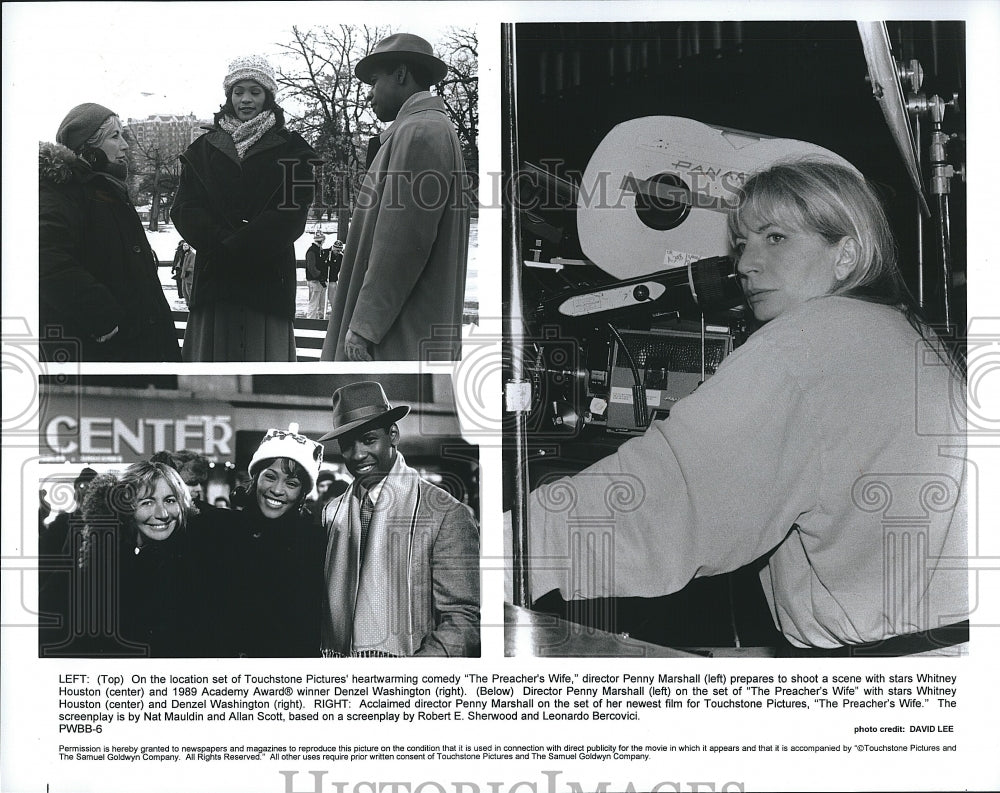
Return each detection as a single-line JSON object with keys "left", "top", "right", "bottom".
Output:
{"left": 223, "top": 54, "right": 278, "bottom": 96}
{"left": 56, "top": 103, "right": 116, "bottom": 153}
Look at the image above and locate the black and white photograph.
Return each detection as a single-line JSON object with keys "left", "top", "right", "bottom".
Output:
{"left": 502, "top": 21, "right": 970, "bottom": 657}
{"left": 36, "top": 20, "right": 479, "bottom": 364}
{"left": 36, "top": 373, "right": 481, "bottom": 658}
{"left": 3, "top": 3, "right": 999, "bottom": 793}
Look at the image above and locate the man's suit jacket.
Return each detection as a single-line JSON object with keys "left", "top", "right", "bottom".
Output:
{"left": 322, "top": 453, "right": 479, "bottom": 656}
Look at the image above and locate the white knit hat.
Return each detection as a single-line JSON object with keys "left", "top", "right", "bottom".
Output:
{"left": 248, "top": 423, "right": 323, "bottom": 491}
{"left": 223, "top": 54, "right": 278, "bottom": 96}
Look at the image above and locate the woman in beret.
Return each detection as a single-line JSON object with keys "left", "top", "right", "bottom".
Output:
{"left": 39, "top": 104, "right": 180, "bottom": 362}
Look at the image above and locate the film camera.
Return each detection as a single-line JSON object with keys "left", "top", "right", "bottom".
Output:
{"left": 512, "top": 116, "right": 854, "bottom": 440}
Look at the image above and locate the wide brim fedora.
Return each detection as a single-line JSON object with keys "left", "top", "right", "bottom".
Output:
{"left": 354, "top": 33, "right": 448, "bottom": 86}
{"left": 318, "top": 381, "right": 411, "bottom": 442}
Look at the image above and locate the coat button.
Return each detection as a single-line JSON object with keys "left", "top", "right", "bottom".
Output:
{"left": 132, "top": 245, "right": 141, "bottom": 253}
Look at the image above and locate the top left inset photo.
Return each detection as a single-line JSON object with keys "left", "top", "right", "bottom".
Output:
{"left": 37, "top": 20, "right": 478, "bottom": 364}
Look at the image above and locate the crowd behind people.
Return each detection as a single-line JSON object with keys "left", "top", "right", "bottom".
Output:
{"left": 38, "top": 381, "right": 481, "bottom": 658}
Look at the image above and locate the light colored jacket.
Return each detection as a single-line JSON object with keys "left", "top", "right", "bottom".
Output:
{"left": 322, "top": 453, "right": 480, "bottom": 656}
{"left": 513, "top": 297, "right": 967, "bottom": 649}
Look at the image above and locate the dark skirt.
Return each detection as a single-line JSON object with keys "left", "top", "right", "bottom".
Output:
{"left": 182, "top": 301, "right": 295, "bottom": 362}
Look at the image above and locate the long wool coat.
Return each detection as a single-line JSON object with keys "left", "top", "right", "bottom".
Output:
{"left": 171, "top": 125, "right": 317, "bottom": 319}
{"left": 321, "top": 95, "right": 470, "bottom": 361}
{"left": 39, "top": 142, "right": 181, "bottom": 362}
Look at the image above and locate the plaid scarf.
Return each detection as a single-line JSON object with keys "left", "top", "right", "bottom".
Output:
{"left": 218, "top": 110, "right": 276, "bottom": 160}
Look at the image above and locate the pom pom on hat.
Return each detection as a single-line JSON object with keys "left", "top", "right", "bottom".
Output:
{"left": 223, "top": 54, "right": 278, "bottom": 96}
{"left": 248, "top": 423, "right": 323, "bottom": 492}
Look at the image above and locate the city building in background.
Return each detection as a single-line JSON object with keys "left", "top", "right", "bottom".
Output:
{"left": 38, "top": 374, "right": 478, "bottom": 518}
{"left": 126, "top": 113, "right": 209, "bottom": 154}
{"left": 124, "top": 113, "right": 210, "bottom": 228}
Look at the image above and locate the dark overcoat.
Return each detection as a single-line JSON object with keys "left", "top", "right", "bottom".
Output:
{"left": 171, "top": 125, "right": 318, "bottom": 319}
{"left": 220, "top": 503, "right": 325, "bottom": 658}
{"left": 38, "top": 142, "right": 181, "bottom": 362}
{"left": 37, "top": 508, "right": 223, "bottom": 658}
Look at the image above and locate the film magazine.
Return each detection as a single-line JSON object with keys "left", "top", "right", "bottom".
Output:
{"left": 3, "top": 2, "right": 999, "bottom": 792}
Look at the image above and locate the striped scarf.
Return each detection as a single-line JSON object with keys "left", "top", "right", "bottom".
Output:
{"left": 218, "top": 110, "right": 276, "bottom": 160}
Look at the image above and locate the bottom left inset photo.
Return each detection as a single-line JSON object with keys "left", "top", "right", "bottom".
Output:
{"left": 36, "top": 373, "right": 480, "bottom": 659}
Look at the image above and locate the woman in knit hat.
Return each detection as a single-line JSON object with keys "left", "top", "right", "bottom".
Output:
{"left": 171, "top": 54, "right": 319, "bottom": 361}
{"left": 39, "top": 104, "right": 181, "bottom": 362}
{"left": 222, "top": 424, "right": 326, "bottom": 656}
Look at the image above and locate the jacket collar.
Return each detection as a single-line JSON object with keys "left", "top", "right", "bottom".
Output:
{"left": 39, "top": 141, "right": 104, "bottom": 187}
{"left": 379, "top": 92, "right": 448, "bottom": 143}
{"left": 203, "top": 126, "right": 289, "bottom": 165}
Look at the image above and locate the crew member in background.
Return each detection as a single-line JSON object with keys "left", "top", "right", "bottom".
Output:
{"left": 326, "top": 239, "right": 345, "bottom": 319}
{"left": 307, "top": 469, "right": 348, "bottom": 528}
{"left": 305, "top": 230, "right": 330, "bottom": 319}
{"left": 319, "top": 381, "right": 480, "bottom": 656}
{"left": 320, "top": 34, "right": 470, "bottom": 362}
{"left": 38, "top": 467, "right": 99, "bottom": 654}
{"left": 150, "top": 449, "right": 220, "bottom": 517}
{"left": 179, "top": 242, "right": 197, "bottom": 306}
{"left": 171, "top": 241, "right": 197, "bottom": 306}
{"left": 171, "top": 241, "right": 187, "bottom": 295}
{"left": 39, "top": 467, "right": 98, "bottom": 557}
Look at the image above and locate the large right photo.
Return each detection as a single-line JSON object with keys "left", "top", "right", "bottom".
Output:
{"left": 501, "top": 20, "right": 968, "bottom": 658}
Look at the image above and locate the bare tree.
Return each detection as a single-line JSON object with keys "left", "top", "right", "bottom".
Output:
{"left": 124, "top": 137, "right": 181, "bottom": 232}
{"left": 275, "top": 25, "right": 391, "bottom": 233}
{"left": 437, "top": 27, "right": 479, "bottom": 178}
{"left": 276, "top": 25, "right": 480, "bottom": 229}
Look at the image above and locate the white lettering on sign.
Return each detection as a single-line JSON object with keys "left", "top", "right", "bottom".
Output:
{"left": 44, "top": 415, "right": 234, "bottom": 459}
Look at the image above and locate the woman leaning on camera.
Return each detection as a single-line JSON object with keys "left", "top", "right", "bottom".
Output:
{"left": 509, "top": 159, "right": 968, "bottom": 656}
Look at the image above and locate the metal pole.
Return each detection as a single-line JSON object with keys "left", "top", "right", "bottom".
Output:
{"left": 937, "top": 193, "right": 953, "bottom": 336}
{"left": 502, "top": 23, "right": 532, "bottom": 608}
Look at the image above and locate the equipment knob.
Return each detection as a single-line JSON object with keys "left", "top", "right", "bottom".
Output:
{"left": 633, "top": 284, "right": 650, "bottom": 302}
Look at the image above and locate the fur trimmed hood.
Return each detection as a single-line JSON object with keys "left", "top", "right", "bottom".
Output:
{"left": 81, "top": 471, "right": 128, "bottom": 524}
{"left": 39, "top": 140, "right": 85, "bottom": 185}
{"left": 76, "top": 471, "right": 129, "bottom": 569}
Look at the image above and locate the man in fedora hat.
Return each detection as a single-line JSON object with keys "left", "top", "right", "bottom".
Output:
{"left": 318, "top": 381, "right": 479, "bottom": 656}
{"left": 321, "top": 33, "right": 470, "bottom": 363}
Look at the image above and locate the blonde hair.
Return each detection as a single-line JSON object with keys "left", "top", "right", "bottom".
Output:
{"left": 727, "top": 158, "right": 898, "bottom": 298}
{"left": 117, "top": 461, "right": 196, "bottom": 533}
{"left": 728, "top": 158, "right": 965, "bottom": 375}
{"left": 83, "top": 115, "right": 123, "bottom": 150}
{"left": 78, "top": 462, "right": 197, "bottom": 569}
